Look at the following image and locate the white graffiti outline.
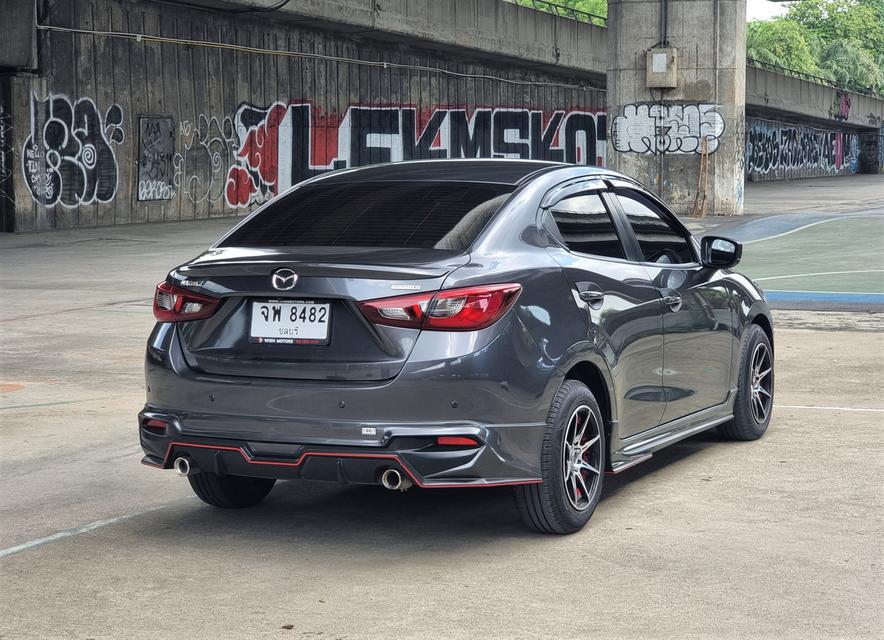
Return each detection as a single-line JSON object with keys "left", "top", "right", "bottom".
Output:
{"left": 172, "top": 114, "right": 237, "bottom": 205}
{"left": 611, "top": 103, "right": 725, "bottom": 155}
{"left": 21, "top": 93, "right": 124, "bottom": 207}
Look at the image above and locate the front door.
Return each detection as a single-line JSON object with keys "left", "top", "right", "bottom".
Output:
{"left": 612, "top": 189, "right": 735, "bottom": 424}
{"left": 542, "top": 186, "right": 667, "bottom": 438}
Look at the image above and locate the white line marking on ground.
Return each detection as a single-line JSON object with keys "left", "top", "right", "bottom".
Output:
{"left": 0, "top": 506, "right": 166, "bottom": 559}
{"left": 777, "top": 404, "right": 884, "bottom": 413}
{"left": 754, "top": 269, "right": 884, "bottom": 282}
{"left": 742, "top": 215, "right": 875, "bottom": 245}
{"left": 765, "top": 289, "right": 884, "bottom": 295}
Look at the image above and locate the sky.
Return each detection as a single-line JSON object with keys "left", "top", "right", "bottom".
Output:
{"left": 746, "top": 0, "right": 790, "bottom": 21}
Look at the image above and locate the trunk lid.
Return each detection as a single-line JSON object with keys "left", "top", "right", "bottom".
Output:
{"left": 170, "top": 247, "right": 468, "bottom": 381}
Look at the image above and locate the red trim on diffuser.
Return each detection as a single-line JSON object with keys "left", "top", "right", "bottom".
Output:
{"left": 149, "top": 441, "right": 541, "bottom": 489}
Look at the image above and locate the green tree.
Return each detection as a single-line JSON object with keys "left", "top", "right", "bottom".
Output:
{"left": 818, "top": 40, "right": 884, "bottom": 92}
{"left": 748, "top": 0, "right": 884, "bottom": 93}
{"left": 746, "top": 18, "right": 821, "bottom": 74}
{"left": 789, "top": 0, "right": 884, "bottom": 59}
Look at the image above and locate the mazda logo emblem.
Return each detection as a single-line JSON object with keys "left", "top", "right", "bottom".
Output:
{"left": 271, "top": 268, "right": 298, "bottom": 291}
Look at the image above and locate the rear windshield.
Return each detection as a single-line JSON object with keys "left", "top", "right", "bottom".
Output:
{"left": 220, "top": 181, "right": 514, "bottom": 250}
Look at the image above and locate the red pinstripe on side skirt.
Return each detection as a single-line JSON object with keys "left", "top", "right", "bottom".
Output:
{"left": 141, "top": 441, "right": 541, "bottom": 489}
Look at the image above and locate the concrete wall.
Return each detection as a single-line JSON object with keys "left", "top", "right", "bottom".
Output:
{"left": 745, "top": 66, "right": 884, "bottom": 178}
{"left": 746, "top": 66, "right": 884, "bottom": 132}
{"left": 0, "top": 0, "right": 36, "bottom": 70}
{"left": 186, "top": 0, "right": 609, "bottom": 82}
{"left": 745, "top": 117, "right": 860, "bottom": 181}
{"left": 2, "top": 1, "right": 882, "bottom": 232}
{"left": 1, "top": 0, "right": 606, "bottom": 232}
{"left": 0, "top": 75, "right": 13, "bottom": 233}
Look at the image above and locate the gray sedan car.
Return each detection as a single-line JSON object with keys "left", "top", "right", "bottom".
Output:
{"left": 139, "top": 160, "right": 774, "bottom": 534}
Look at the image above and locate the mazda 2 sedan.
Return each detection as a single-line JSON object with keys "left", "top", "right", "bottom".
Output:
{"left": 139, "top": 160, "right": 774, "bottom": 534}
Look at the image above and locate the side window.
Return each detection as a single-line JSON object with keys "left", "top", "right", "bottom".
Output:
{"left": 545, "top": 193, "right": 627, "bottom": 260}
{"left": 616, "top": 192, "right": 695, "bottom": 264}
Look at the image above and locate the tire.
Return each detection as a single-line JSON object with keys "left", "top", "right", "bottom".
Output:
{"left": 188, "top": 473, "right": 276, "bottom": 508}
{"left": 719, "top": 324, "right": 774, "bottom": 441}
{"left": 514, "top": 380, "right": 605, "bottom": 534}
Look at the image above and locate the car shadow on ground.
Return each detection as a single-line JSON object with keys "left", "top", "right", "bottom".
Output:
{"left": 129, "top": 431, "right": 723, "bottom": 553}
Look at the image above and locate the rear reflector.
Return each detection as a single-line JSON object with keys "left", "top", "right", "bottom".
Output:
{"left": 359, "top": 283, "right": 521, "bottom": 331}
{"left": 436, "top": 436, "right": 480, "bottom": 447}
{"left": 142, "top": 418, "right": 168, "bottom": 433}
{"left": 153, "top": 282, "right": 221, "bottom": 323}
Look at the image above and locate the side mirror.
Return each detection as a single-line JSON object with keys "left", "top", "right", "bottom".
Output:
{"left": 701, "top": 236, "right": 742, "bottom": 268}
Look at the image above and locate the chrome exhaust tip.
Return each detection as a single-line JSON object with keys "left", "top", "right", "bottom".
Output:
{"left": 380, "top": 467, "right": 413, "bottom": 492}
{"left": 173, "top": 456, "right": 197, "bottom": 477}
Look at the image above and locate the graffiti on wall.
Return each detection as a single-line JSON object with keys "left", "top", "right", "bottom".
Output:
{"left": 879, "top": 128, "right": 884, "bottom": 172}
{"left": 733, "top": 114, "right": 746, "bottom": 209}
{"left": 0, "top": 102, "right": 12, "bottom": 206}
{"left": 137, "top": 117, "right": 176, "bottom": 201}
{"left": 745, "top": 118, "right": 859, "bottom": 179}
{"left": 172, "top": 115, "right": 238, "bottom": 205}
{"left": 610, "top": 103, "right": 725, "bottom": 154}
{"left": 223, "top": 103, "right": 606, "bottom": 207}
{"left": 830, "top": 91, "right": 851, "bottom": 121}
{"left": 21, "top": 94, "right": 124, "bottom": 207}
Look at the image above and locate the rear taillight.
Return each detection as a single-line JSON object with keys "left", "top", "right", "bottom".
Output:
{"left": 358, "top": 291, "right": 433, "bottom": 329}
{"left": 153, "top": 282, "right": 221, "bottom": 323}
{"left": 359, "top": 283, "right": 521, "bottom": 331}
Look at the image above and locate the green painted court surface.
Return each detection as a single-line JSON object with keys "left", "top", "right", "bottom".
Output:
{"left": 738, "top": 216, "right": 884, "bottom": 294}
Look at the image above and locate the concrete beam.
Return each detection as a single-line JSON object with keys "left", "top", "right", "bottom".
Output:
{"left": 0, "top": 0, "right": 37, "bottom": 70}
{"left": 178, "top": 0, "right": 608, "bottom": 83}
{"left": 746, "top": 66, "right": 884, "bottom": 131}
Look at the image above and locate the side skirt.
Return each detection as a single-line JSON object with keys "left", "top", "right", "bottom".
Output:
{"left": 608, "top": 389, "right": 737, "bottom": 473}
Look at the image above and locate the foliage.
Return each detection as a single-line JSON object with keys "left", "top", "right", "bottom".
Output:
{"left": 746, "top": 19, "right": 822, "bottom": 73}
{"left": 748, "top": 0, "right": 884, "bottom": 93}
{"left": 789, "top": 0, "right": 884, "bottom": 59}
{"left": 511, "top": 0, "right": 607, "bottom": 20}
{"left": 818, "top": 40, "right": 884, "bottom": 92}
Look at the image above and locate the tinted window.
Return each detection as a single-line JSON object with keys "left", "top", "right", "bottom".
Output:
{"left": 546, "top": 193, "right": 626, "bottom": 260}
{"left": 221, "top": 181, "right": 514, "bottom": 250}
{"left": 617, "top": 192, "right": 694, "bottom": 264}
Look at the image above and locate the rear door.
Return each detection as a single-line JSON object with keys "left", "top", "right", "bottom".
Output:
{"left": 542, "top": 181, "right": 666, "bottom": 437}
{"left": 610, "top": 187, "right": 735, "bottom": 423}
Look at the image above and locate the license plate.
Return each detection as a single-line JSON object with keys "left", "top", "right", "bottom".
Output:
{"left": 250, "top": 300, "right": 331, "bottom": 345}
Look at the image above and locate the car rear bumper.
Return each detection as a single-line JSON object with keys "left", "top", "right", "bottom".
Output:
{"left": 139, "top": 410, "right": 543, "bottom": 487}
{"left": 141, "top": 317, "right": 558, "bottom": 485}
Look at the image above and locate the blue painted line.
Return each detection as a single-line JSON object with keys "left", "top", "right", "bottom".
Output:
{"left": 766, "top": 291, "right": 884, "bottom": 304}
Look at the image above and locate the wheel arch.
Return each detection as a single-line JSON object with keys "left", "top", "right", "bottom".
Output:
{"left": 562, "top": 359, "right": 615, "bottom": 446}
{"left": 749, "top": 312, "right": 774, "bottom": 353}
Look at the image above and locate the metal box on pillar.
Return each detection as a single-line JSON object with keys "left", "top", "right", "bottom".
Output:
{"left": 646, "top": 48, "right": 678, "bottom": 89}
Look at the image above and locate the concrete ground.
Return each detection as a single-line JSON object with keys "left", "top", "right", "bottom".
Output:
{"left": 690, "top": 175, "right": 884, "bottom": 311}
{"left": 2, "top": 179, "right": 884, "bottom": 639}
{"left": 742, "top": 174, "right": 884, "bottom": 216}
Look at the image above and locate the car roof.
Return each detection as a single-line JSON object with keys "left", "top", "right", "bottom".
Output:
{"left": 311, "top": 159, "right": 614, "bottom": 186}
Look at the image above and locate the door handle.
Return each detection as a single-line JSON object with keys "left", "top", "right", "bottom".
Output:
{"left": 579, "top": 290, "right": 605, "bottom": 304}
{"left": 662, "top": 293, "right": 682, "bottom": 310}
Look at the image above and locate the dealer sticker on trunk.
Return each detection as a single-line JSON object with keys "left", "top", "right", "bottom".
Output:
{"left": 249, "top": 300, "right": 331, "bottom": 345}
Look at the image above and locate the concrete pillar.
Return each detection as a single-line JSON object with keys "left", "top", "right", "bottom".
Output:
{"left": 607, "top": 0, "right": 747, "bottom": 215}
{"left": 858, "top": 129, "right": 884, "bottom": 174}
